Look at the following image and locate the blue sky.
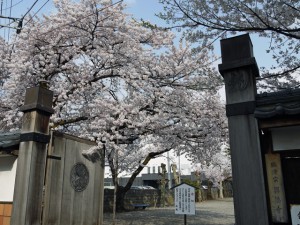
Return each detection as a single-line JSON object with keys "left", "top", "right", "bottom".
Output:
{"left": 122, "top": 0, "right": 271, "bottom": 71}
{"left": 0, "top": 0, "right": 163, "bottom": 24}
{"left": 123, "top": 0, "right": 164, "bottom": 24}
{"left": 0, "top": 0, "right": 164, "bottom": 40}
{"left": 0, "top": 0, "right": 272, "bottom": 70}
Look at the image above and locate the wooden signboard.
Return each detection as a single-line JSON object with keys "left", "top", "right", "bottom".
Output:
{"left": 291, "top": 205, "right": 300, "bottom": 225}
{"left": 174, "top": 183, "right": 195, "bottom": 215}
{"left": 265, "top": 153, "right": 288, "bottom": 223}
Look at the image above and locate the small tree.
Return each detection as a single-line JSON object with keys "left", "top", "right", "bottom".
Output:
{"left": 0, "top": 38, "right": 10, "bottom": 130}
{"left": 194, "top": 147, "right": 232, "bottom": 199}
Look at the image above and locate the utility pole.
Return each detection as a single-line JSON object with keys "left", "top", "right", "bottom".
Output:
{"left": 178, "top": 152, "right": 181, "bottom": 184}
{"left": 0, "top": 15, "right": 23, "bottom": 34}
{"left": 167, "top": 151, "right": 172, "bottom": 189}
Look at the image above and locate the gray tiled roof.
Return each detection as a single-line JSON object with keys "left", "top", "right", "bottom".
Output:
{"left": 0, "top": 131, "right": 20, "bottom": 151}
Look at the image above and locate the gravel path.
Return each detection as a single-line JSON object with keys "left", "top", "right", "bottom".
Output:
{"left": 103, "top": 198, "right": 235, "bottom": 225}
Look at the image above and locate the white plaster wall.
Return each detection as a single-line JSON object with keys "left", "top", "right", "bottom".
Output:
{"left": 0, "top": 156, "right": 17, "bottom": 202}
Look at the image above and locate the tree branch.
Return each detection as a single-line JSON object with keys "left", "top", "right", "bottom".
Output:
{"left": 122, "top": 147, "right": 173, "bottom": 192}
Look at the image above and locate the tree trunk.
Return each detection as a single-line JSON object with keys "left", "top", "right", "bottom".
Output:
{"left": 195, "top": 171, "right": 202, "bottom": 202}
{"left": 109, "top": 148, "right": 173, "bottom": 211}
{"left": 219, "top": 181, "right": 224, "bottom": 199}
{"left": 115, "top": 186, "right": 127, "bottom": 212}
{"left": 160, "top": 163, "right": 167, "bottom": 207}
{"left": 171, "top": 164, "right": 179, "bottom": 185}
{"left": 208, "top": 181, "right": 212, "bottom": 200}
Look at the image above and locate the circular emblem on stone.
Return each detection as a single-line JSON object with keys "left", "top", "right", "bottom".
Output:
{"left": 70, "top": 162, "right": 89, "bottom": 192}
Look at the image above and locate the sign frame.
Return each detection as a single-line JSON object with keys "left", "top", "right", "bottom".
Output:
{"left": 173, "top": 183, "right": 196, "bottom": 215}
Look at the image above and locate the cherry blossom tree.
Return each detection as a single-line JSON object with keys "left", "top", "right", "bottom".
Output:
{"left": 187, "top": 94, "right": 230, "bottom": 198}
{"left": 0, "top": 38, "right": 9, "bottom": 85}
{"left": 0, "top": 37, "right": 10, "bottom": 130}
{"left": 192, "top": 146, "right": 231, "bottom": 199}
{"left": 184, "top": 94, "right": 228, "bottom": 162}
{"left": 1, "top": 0, "right": 225, "bottom": 210}
{"left": 203, "top": 148, "right": 231, "bottom": 199}
{"left": 159, "top": 0, "right": 300, "bottom": 90}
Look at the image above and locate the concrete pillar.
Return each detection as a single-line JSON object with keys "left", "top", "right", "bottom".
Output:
{"left": 11, "top": 84, "right": 54, "bottom": 225}
{"left": 218, "top": 34, "right": 269, "bottom": 225}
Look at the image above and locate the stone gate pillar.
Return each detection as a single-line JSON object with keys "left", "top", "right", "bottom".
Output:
{"left": 11, "top": 83, "right": 54, "bottom": 225}
{"left": 218, "top": 34, "right": 269, "bottom": 225}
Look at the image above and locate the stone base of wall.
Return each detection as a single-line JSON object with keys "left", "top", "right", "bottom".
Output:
{"left": 103, "top": 187, "right": 228, "bottom": 212}
{"left": 104, "top": 189, "right": 174, "bottom": 212}
{"left": 0, "top": 202, "right": 12, "bottom": 225}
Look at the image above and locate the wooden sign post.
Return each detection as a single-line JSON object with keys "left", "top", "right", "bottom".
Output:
{"left": 11, "top": 84, "right": 54, "bottom": 225}
{"left": 218, "top": 34, "right": 269, "bottom": 225}
{"left": 173, "top": 183, "right": 196, "bottom": 225}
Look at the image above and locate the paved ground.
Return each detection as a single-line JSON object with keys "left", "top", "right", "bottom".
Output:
{"left": 103, "top": 198, "right": 235, "bottom": 225}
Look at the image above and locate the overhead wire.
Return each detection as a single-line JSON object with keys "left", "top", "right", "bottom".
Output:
{"left": 22, "top": 0, "right": 39, "bottom": 19}
{"left": 3, "top": 0, "right": 7, "bottom": 38}
{"left": 12, "top": 0, "right": 38, "bottom": 36}
{"left": 0, "top": 19, "right": 14, "bottom": 28}
{"left": 0, "top": 0, "right": 44, "bottom": 41}
{"left": 0, "top": 0, "right": 3, "bottom": 36}
{"left": 7, "top": 0, "right": 12, "bottom": 41}
{"left": 1, "top": 0, "right": 46, "bottom": 36}
{"left": 1, "top": 0, "right": 3, "bottom": 15}
{"left": 0, "top": 0, "right": 16, "bottom": 39}
{"left": 3, "top": 0, "right": 23, "bottom": 11}
{"left": 1, "top": 0, "right": 123, "bottom": 40}
{"left": 24, "top": 0, "right": 49, "bottom": 26}
{"left": 25, "top": 0, "right": 123, "bottom": 37}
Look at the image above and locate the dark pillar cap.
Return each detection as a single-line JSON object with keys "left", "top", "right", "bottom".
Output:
{"left": 20, "top": 86, "right": 54, "bottom": 114}
{"left": 221, "top": 34, "right": 254, "bottom": 63}
{"left": 218, "top": 34, "right": 259, "bottom": 77}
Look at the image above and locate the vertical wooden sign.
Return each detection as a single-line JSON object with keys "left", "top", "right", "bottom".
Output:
{"left": 265, "top": 153, "right": 288, "bottom": 223}
{"left": 291, "top": 205, "right": 300, "bottom": 225}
